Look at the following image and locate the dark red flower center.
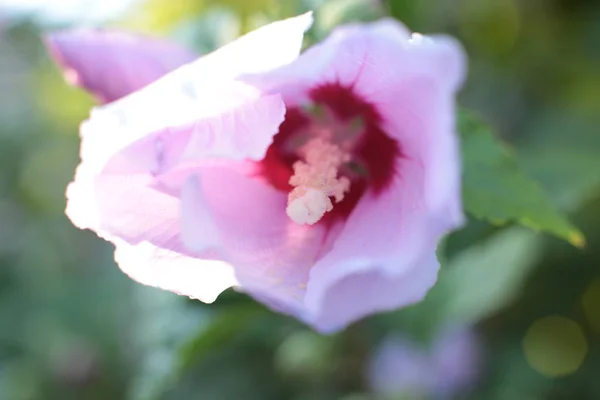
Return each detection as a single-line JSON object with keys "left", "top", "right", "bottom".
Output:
{"left": 259, "top": 82, "right": 400, "bottom": 224}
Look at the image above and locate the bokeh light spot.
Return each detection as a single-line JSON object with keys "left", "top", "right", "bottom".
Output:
{"left": 523, "top": 316, "right": 588, "bottom": 377}
{"left": 274, "top": 330, "right": 334, "bottom": 378}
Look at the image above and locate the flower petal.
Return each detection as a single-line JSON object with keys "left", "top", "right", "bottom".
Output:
{"left": 251, "top": 18, "right": 463, "bottom": 99}
{"left": 198, "top": 11, "right": 313, "bottom": 79}
{"left": 45, "top": 30, "right": 198, "bottom": 103}
{"left": 310, "top": 247, "right": 439, "bottom": 333}
{"left": 248, "top": 20, "right": 465, "bottom": 331}
{"left": 181, "top": 166, "right": 327, "bottom": 315}
{"left": 101, "top": 91, "right": 287, "bottom": 178}
{"left": 66, "top": 87, "right": 287, "bottom": 306}
{"left": 78, "top": 87, "right": 285, "bottom": 239}
{"left": 65, "top": 13, "right": 314, "bottom": 304}
{"left": 67, "top": 166, "right": 237, "bottom": 302}
{"left": 332, "top": 24, "right": 465, "bottom": 222}
{"left": 68, "top": 11, "right": 315, "bottom": 236}
{"left": 249, "top": 19, "right": 465, "bottom": 221}
{"left": 114, "top": 240, "right": 238, "bottom": 303}
{"left": 304, "top": 154, "right": 443, "bottom": 324}
{"left": 73, "top": 11, "right": 314, "bottom": 194}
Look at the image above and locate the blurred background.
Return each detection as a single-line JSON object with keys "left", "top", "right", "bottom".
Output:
{"left": 0, "top": 0, "right": 599, "bottom": 399}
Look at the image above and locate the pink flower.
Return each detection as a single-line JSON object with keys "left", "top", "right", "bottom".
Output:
{"left": 46, "top": 13, "right": 466, "bottom": 333}
{"left": 368, "top": 327, "right": 482, "bottom": 397}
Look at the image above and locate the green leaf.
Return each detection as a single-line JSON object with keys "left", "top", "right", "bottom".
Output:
{"left": 459, "top": 110, "right": 585, "bottom": 247}
{"left": 516, "top": 111, "right": 600, "bottom": 211}
{"left": 397, "top": 226, "right": 542, "bottom": 337}
{"left": 311, "top": 0, "right": 385, "bottom": 41}
{"left": 128, "top": 297, "right": 299, "bottom": 400}
{"left": 127, "top": 291, "right": 211, "bottom": 400}
{"left": 176, "top": 303, "right": 265, "bottom": 372}
{"left": 438, "top": 227, "right": 541, "bottom": 323}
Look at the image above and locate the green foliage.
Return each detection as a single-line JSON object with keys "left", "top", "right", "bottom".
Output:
{"left": 394, "top": 226, "right": 541, "bottom": 343}
{"left": 311, "top": 0, "right": 385, "bottom": 40}
{"left": 459, "top": 110, "right": 585, "bottom": 247}
{"left": 438, "top": 227, "right": 541, "bottom": 324}
{"left": 516, "top": 111, "right": 600, "bottom": 211}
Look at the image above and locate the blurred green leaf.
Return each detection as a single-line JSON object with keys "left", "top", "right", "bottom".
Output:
{"left": 208, "top": 0, "right": 279, "bottom": 31}
{"left": 516, "top": 111, "right": 600, "bottom": 211}
{"left": 460, "top": 110, "right": 585, "bottom": 247}
{"left": 35, "top": 64, "right": 95, "bottom": 130}
{"left": 150, "top": 302, "right": 301, "bottom": 400}
{"left": 457, "top": 0, "right": 521, "bottom": 56}
{"left": 127, "top": 290, "right": 211, "bottom": 400}
{"left": 129, "top": 300, "right": 284, "bottom": 400}
{"left": 176, "top": 302, "right": 264, "bottom": 371}
{"left": 438, "top": 226, "right": 541, "bottom": 323}
{"left": 0, "top": 359, "right": 42, "bottom": 400}
{"left": 400, "top": 226, "right": 542, "bottom": 338}
{"left": 163, "top": 344, "right": 284, "bottom": 400}
{"left": 313, "top": 0, "right": 384, "bottom": 39}
{"left": 171, "top": 7, "right": 241, "bottom": 54}
{"left": 385, "top": 0, "right": 422, "bottom": 29}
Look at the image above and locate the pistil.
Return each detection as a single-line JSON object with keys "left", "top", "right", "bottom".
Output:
{"left": 286, "top": 137, "right": 351, "bottom": 225}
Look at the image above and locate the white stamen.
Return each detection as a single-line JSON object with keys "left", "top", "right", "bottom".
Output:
{"left": 286, "top": 137, "right": 350, "bottom": 225}
{"left": 286, "top": 188, "right": 332, "bottom": 225}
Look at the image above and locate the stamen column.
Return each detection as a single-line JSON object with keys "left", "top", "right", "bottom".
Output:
{"left": 286, "top": 137, "right": 350, "bottom": 225}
